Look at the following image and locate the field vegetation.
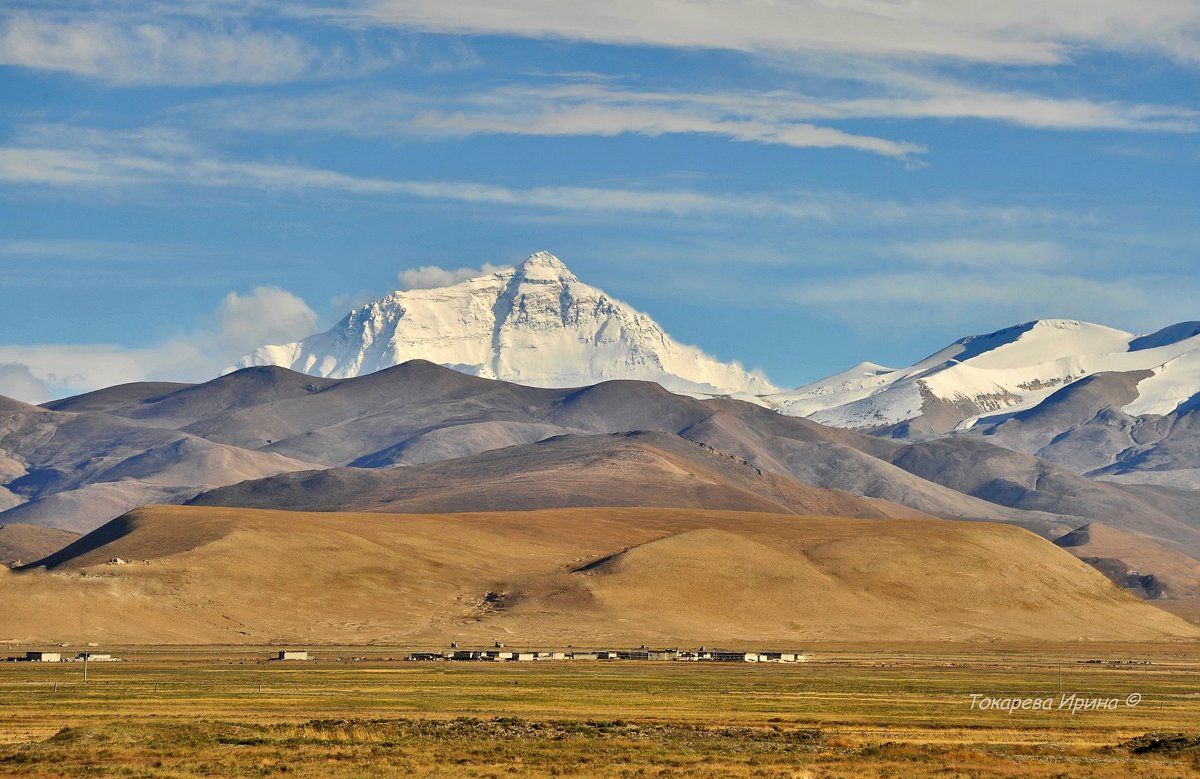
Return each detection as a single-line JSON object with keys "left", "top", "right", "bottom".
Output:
{"left": 0, "top": 645, "right": 1197, "bottom": 777}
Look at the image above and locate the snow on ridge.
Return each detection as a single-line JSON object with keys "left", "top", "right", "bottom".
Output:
{"left": 768, "top": 317, "right": 1200, "bottom": 430}
{"left": 1124, "top": 350, "right": 1200, "bottom": 417}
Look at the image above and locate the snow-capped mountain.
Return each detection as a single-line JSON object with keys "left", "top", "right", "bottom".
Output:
{"left": 237, "top": 251, "right": 776, "bottom": 397}
{"left": 766, "top": 319, "right": 1200, "bottom": 436}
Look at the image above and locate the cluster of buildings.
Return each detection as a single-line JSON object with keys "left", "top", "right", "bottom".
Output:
{"left": 9, "top": 647, "right": 806, "bottom": 664}
{"left": 407, "top": 647, "right": 807, "bottom": 663}
{"left": 11, "top": 651, "right": 119, "bottom": 662}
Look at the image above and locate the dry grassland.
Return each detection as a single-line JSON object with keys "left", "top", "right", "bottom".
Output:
{"left": 0, "top": 645, "right": 1197, "bottom": 777}
{"left": 5, "top": 506, "right": 1197, "bottom": 646}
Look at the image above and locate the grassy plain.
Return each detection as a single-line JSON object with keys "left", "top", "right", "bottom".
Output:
{"left": 0, "top": 644, "right": 1197, "bottom": 777}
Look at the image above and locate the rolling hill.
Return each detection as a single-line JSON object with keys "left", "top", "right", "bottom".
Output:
{"left": 7, "top": 505, "right": 1196, "bottom": 645}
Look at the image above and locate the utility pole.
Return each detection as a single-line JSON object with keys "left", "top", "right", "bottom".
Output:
{"left": 83, "top": 653, "right": 89, "bottom": 684}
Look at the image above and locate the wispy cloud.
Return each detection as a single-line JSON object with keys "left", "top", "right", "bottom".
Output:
{"left": 0, "top": 9, "right": 402, "bottom": 85}
{"left": 180, "top": 80, "right": 1199, "bottom": 171}
{"left": 336, "top": 0, "right": 1200, "bottom": 66}
{"left": 0, "top": 124, "right": 836, "bottom": 216}
{"left": 182, "top": 84, "right": 924, "bottom": 159}
{"left": 0, "top": 124, "right": 1096, "bottom": 228}
{"left": 0, "top": 238, "right": 173, "bottom": 261}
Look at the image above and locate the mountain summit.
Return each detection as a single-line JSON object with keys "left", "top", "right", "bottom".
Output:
{"left": 236, "top": 252, "right": 776, "bottom": 396}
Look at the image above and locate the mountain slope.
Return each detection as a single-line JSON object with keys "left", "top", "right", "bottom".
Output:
{"left": 9, "top": 505, "right": 1196, "bottom": 645}
{"left": 963, "top": 369, "right": 1200, "bottom": 488}
{"left": 0, "top": 523, "right": 78, "bottom": 566}
{"left": 0, "top": 395, "right": 321, "bottom": 532}
{"left": 885, "top": 438, "right": 1200, "bottom": 558}
{"left": 188, "top": 431, "right": 927, "bottom": 519}
{"left": 1054, "top": 522, "right": 1200, "bottom": 615}
{"left": 237, "top": 251, "right": 775, "bottom": 397}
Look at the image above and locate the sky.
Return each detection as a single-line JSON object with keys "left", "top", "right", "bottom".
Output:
{"left": 1, "top": 1, "right": 1199, "bottom": 402}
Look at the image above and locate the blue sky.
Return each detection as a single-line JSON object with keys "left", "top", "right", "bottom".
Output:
{"left": 1, "top": 1, "right": 1198, "bottom": 402}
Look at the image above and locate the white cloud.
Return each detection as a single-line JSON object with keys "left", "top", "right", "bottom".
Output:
{"left": 0, "top": 363, "right": 52, "bottom": 405}
{"left": 183, "top": 84, "right": 924, "bottom": 157}
{"left": 214, "top": 286, "right": 318, "bottom": 353}
{"left": 406, "top": 100, "right": 923, "bottom": 158}
{"left": 340, "top": 0, "right": 1200, "bottom": 66}
{"left": 399, "top": 263, "right": 509, "bottom": 289}
{"left": 0, "top": 344, "right": 158, "bottom": 399}
{"left": 180, "top": 80, "right": 1198, "bottom": 171}
{"left": 0, "top": 12, "right": 321, "bottom": 85}
{"left": 819, "top": 79, "right": 1200, "bottom": 132}
{"left": 0, "top": 124, "right": 838, "bottom": 216}
{"left": 0, "top": 286, "right": 319, "bottom": 401}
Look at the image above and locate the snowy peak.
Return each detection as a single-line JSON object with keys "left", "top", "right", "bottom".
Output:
{"left": 516, "top": 250, "right": 577, "bottom": 282}
{"left": 767, "top": 318, "right": 1200, "bottom": 434}
{"left": 237, "top": 252, "right": 776, "bottom": 397}
{"left": 918, "top": 320, "right": 1133, "bottom": 371}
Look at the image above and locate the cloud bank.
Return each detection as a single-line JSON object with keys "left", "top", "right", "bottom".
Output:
{"left": 0, "top": 286, "right": 318, "bottom": 403}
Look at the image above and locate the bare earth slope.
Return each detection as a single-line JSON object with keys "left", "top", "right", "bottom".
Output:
{"left": 887, "top": 438, "right": 1200, "bottom": 557}
{"left": 189, "top": 431, "right": 927, "bottom": 519}
{"left": 1, "top": 391, "right": 324, "bottom": 532}
{"left": 1054, "top": 522, "right": 1200, "bottom": 623}
{"left": 6, "top": 505, "right": 1197, "bottom": 646}
{"left": 0, "top": 523, "right": 78, "bottom": 566}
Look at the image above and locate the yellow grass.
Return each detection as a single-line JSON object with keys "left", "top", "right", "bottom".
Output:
{"left": 0, "top": 646, "right": 1197, "bottom": 777}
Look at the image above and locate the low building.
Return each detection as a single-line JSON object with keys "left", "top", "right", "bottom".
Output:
{"left": 26, "top": 652, "right": 61, "bottom": 662}
{"left": 276, "top": 650, "right": 309, "bottom": 661}
{"left": 761, "top": 652, "right": 804, "bottom": 663}
{"left": 407, "top": 652, "right": 443, "bottom": 661}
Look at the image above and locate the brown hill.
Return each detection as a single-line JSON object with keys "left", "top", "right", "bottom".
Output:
{"left": 5, "top": 505, "right": 1196, "bottom": 646}
{"left": 1055, "top": 522, "right": 1200, "bottom": 624}
{"left": 189, "top": 431, "right": 928, "bottom": 519}
{"left": 0, "top": 523, "right": 78, "bottom": 566}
